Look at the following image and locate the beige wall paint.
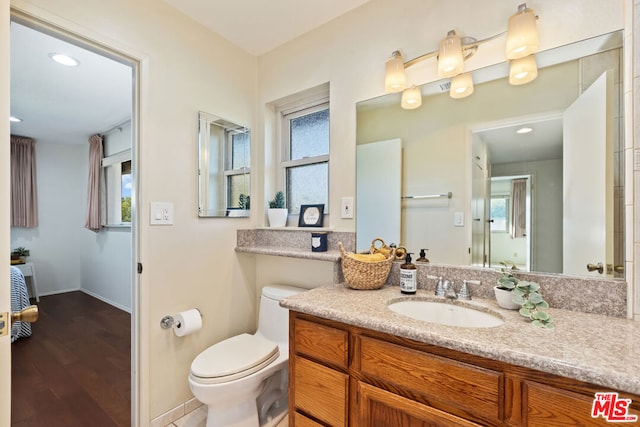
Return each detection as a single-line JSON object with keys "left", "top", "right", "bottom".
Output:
{"left": 1, "top": 0, "right": 633, "bottom": 425}
{"left": 9, "top": 0, "right": 258, "bottom": 422}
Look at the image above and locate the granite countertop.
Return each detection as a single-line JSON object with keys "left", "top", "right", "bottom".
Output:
{"left": 281, "top": 283, "right": 640, "bottom": 395}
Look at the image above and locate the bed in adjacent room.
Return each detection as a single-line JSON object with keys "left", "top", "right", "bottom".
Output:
{"left": 10, "top": 266, "right": 32, "bottom": 342}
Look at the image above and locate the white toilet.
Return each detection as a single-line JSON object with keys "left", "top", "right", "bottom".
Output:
{"left": 189, "top": 285, "right": 304, "bottom": 427}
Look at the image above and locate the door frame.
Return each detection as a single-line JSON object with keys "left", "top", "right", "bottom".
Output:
{"left": 5, "top": 9, "right": 142, "bottom": 425}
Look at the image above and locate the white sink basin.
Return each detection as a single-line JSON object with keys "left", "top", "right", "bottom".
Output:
{"left": 388, "top": 300, "right": 504, "bottom": 328}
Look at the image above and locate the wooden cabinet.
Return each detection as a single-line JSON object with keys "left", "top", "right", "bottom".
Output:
{"left": 289, "top": 312, "right": 640, "bottom": 426}
{"left": 355, "top": 380, "right": 482, "bottom": 426}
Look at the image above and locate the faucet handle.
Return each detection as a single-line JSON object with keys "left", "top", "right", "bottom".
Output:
{"left": 457, "top": 279, "right": 480, "bottom": 300}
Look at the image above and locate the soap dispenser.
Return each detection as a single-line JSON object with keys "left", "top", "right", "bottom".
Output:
{"left": 400, "top": 253, "right": 417, "bottom": 295}
{"left": 416, "top": 248, "right": 429, "bottom": 263}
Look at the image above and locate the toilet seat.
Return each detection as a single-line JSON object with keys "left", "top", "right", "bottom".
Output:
{"left": 190, "top": 333, "right": 279, "bottom": 385}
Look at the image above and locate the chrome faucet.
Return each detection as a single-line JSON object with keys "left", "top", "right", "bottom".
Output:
{"left": 433, "top": 276, "right": 445, "bottom": 297}
{"left": 443, "top": 280, "right": 457, "bottom": 299}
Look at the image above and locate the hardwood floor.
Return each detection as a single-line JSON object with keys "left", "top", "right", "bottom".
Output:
{"left": 11, "top": 291, "right": 131, "bottom": 427}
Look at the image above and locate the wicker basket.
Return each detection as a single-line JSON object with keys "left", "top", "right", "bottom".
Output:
{"left": 338, "top": 240, "right": 395, "bottom": 290}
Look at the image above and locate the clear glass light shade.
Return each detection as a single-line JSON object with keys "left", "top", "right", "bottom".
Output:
{"left": 449, "top": 73, "right": 474, "bottom": 99}
{"left": 401, "top": 86, "right": 422, "bottom": 109}
{"left": 385, "top": 52, "right": 407, "bottom": 93}
{"left": 438, "top": 31, "right": 464, "bottom": 78}
{"left": 506, "top": 6, "right": 539, "bottom": 59}
{"left": 509, "top": 55, "right": 538, "bottom": 85}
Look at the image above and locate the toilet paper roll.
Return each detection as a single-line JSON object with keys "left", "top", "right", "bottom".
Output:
{"left": 173, "top": 309, "right": 202, "bottom": 337}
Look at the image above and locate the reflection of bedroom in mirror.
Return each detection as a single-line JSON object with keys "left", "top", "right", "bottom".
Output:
{"left": 198, "top": 112, "right": 251, "bottom": 218}
{"left": 356, "top": 31, "right": 623, "bottom": 279}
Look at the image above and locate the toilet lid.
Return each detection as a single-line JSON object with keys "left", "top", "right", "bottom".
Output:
{"left": 190, "top": 333, "right": 279, "bottom": 384}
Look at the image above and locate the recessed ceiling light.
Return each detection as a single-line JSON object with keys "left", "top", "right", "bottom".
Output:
{"left": 516, "top": 127, "right": 533, "bottom": 134}
{"left": 9, "top": 116, "right": 22, "bottom": 122}
{"left": 49, "top": 52, "right": 79, "bottom": 67}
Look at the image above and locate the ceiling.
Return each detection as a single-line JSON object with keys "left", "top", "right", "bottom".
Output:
{"left": 10, "top": 22, "right": 132, "bottom": 145}
{"left": 9, "top": 1, "right": 372, "bottom": 145}
{"left": 161, "top": 0, "right": 373, "bottom": 56}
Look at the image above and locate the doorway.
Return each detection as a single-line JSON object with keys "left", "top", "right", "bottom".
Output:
{"left": 9, "top": 15, "right": 138, "bottom": 425}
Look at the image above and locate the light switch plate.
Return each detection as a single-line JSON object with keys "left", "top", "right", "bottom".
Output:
{"left": 150, "top": 202, "right": 174, "bottom": 225}
{"left": 341, "top": 197, "right": 354, "bottom": 218}
{"left": 454, "top": 212, "right": 464, "bottom": 227}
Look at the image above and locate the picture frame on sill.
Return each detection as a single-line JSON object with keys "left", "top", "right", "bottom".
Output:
{"left": 298, "top": 204, "right": 324, "bottom": 227}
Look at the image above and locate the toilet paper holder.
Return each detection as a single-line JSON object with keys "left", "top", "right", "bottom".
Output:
{"left": 160, "top": 309, "right": 201, "bottom": 329}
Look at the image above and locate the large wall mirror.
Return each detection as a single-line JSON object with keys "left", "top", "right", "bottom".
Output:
{"left": 198, "top": 111, "right": 251, "bottom": 217}
{"left": 356, "top": 31, "right": 624, "bottom": 279}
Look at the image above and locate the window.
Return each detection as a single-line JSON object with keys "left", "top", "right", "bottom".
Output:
{"left": 280, "top": 97, "right": 329, "bottom": 214}
{"left": 103, "top": 149, "right": 132, "bottom": 226}
{"left": 225, "top": 128, "right": 251, "bottom": 210}
{"left": 490, "top": 196, "right": 509, "bottom": 232}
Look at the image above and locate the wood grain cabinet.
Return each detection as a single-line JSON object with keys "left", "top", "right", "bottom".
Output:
{"left": 289, "top": 311, "right": 640, "bottom": 426}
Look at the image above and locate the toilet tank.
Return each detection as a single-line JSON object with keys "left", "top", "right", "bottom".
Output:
{"left": 258, "top": 285, "right": 305, "bottom": 344}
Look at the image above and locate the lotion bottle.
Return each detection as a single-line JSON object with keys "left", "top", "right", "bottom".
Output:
{"left": 400, "top": 253, "right": 417, "bottom": 294}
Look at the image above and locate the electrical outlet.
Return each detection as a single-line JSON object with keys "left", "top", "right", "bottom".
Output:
{"left": 150, "top": 202, "right": 174, "bottom": 225}
{"left": 341, "top": 197, "right": 354, "bottom": 219}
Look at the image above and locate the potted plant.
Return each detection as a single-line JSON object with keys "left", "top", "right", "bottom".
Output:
{"left": 11, "top": 246, "right": 30, "bottom": 262}
{"left": 495, "top": 262, "right": 553, "bottom": 328}
{"left": 494, "top": 261, "right": 521, "bottom": 309}
{"left": 267, "top": 191, "right": 288, "bottom": 227}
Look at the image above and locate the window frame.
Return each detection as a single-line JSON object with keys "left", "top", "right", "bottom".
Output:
{"left": 223, "top": 127, "right": 251, "bottom": 210}
{"left": 102, "top": 148, "right": 132, "bottom": 228}
{"left": 278, "top": 95, "right": 330, "bottom": 214}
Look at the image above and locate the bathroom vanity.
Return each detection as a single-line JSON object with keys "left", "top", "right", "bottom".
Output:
{"left": 283, "top": 285, "right": 640, "bottom": 426}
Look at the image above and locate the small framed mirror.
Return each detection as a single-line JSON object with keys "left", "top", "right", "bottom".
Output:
{"left": 198, "top": 111, "right": 251, "bottom": 217}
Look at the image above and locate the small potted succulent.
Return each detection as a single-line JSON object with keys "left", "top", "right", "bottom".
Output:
{"left": 495, "top": 261, "right": 553, "bottom": 328}
{"left": 11, "top": 246, "right": 30, "bottom": 263}
{"left": 267, "top": 191, "right": 288, "bottom": 227}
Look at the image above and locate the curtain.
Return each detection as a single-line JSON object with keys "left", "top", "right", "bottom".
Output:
{"left": 84, "top": 134, "right": 103, "bottom": 231}
{"left": 10, "top": 136, "right": 38, "bottom": 228}
{"left": 510, "top": 178, "right": 527, "bottom": 238}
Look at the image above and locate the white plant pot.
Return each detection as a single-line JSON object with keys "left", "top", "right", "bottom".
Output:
{"left": 267, "top": 208, "right": 288, "bottom": 227}
{"left": 493, "top": 286, "right": 520, "bottom": 310}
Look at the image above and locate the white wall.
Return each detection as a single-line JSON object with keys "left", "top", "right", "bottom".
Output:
{"left": 11, "top": 142, "right": 88, "bottom": 295}
{"left": 81, "top": 122, "right": 133, "bottom": 312}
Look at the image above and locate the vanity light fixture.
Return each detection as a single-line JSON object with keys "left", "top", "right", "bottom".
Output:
{"left": 384, "top": 3, "right": 539, "bottom": 109}
{"left": 401, "top": 85, "right": 422, "bottom": 109}
{"left": 9, "top": 116, "right": 22, "bottom": 122}
{"left": 385, "top": 50, "right": 407, "bottom": 93}
{"left": 438, "top": 30, "right": 464, "bottom": 78}
{"left": 49, "top": 52, "right": 79, "bottom": 67}
{"left": 505, "top": 4, "right": 539, "bottom": 59}
{"left": 509, "top": 54, "right": 538, "bottom": 85}
{"left": 449, "top": 72, "right": 474, "bottom": 99}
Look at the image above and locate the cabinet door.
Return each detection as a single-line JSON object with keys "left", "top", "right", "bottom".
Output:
{"left": 356, "top": 381, "right": 482, "bottom": 426}
{"left": 523, "top": 380, "right": 639, "bottom": 426}
{"left": 356, "top": 335, "right": 502, "bottom": 424}
{"left": 293, "top": 356, "right": 348, "bottom": 426}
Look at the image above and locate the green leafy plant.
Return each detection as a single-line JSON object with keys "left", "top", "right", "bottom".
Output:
{"left": 268, "top": 191, "right": 285, "bottom": 209}
{"left": 239, "top": 194, "right": 250, "bottom": 210}
{"left": 11, "top": 247, "right": 30, "bottom": 257}
{"left": 496, "top": 261, "right": 553, "bottom": 329}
